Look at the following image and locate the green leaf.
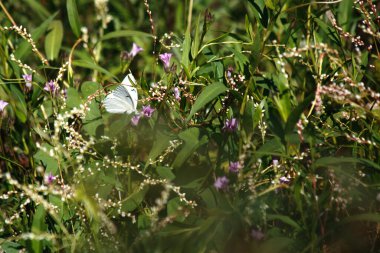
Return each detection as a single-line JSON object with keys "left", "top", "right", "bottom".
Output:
{"left": 191, "top": 14, "right": 202, "bottom": 59}
{"left": 182, "top": 28, "right": 191, "bottom": 71}
{"left": 167, "top": 197, "right": 186, "bottom": 222}
{"left": 34, "top": 144, "right": 59, "bottom": 173}
{"left": 138, "top": 214, "right": 151, "bottom": 229}
{"left": 267, "top": 214, "right": 302, "bottom": 231}
{"left": 172, "top": 128, "right": 208, "bottom": 169}
{"left": 146, "top": 131, "right": 173, "bottom": 168}
{"left": 14, "top": 12, "right": 58, "bottom": 60}
{"left": 121, "top": 187, "right": 148, "bottom": 212}
{"left": 1, "top": 241, "right": 22, "bottom": 253}
{"left": 80, "top": 81, "right": 103, "bottom": 98}
{"left": 24, "top": 0, "right": 50, "bottom": 20}
{"left": 156, "top": 166, "right": 175, "bottom": 181}
{"left": 186, "top": 82, "right": 228, "bottom": 121}
{"left": 338, "top": 0, "right": 354, "bottom": 32}
{"left": 31, "top": 205, "right": 47, "bottom": 253}
{"left": 101, "top": 30, "right": 153, "bottom": 40}
{"left": 67, "top": 0, "right": 81, "bottom": 37}
{"left": 265, "top": 0, "right": 275, "bottom": 10}
{"left": 284, "top": 95, "right": 313, "bottom": 135}
{"left": 10, "top": 85, "right": 27, "bottom": 123}
{"left": 256, "top": 138, "right": 284, "bottom": 157}
{"left": 66, "top": 87, "right": 82, "bottom": 108}
{"left": 44, "top": 20, "right": 63, "bottom": 60}
{"left": 73, "top": 60, "right": 117, "bottom": 80}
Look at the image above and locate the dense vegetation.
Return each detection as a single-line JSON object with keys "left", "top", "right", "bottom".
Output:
{"left": 1, "top": 0, "right": 380, "bottom": 252}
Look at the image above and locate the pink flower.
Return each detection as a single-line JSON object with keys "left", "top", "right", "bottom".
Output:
{"left": 22, "top": 74, "right": 32, "bottom": 89}
{"left": 222, "top": 118, "right": 238, "bottom": 132}
{"left": 44, "top": 80, "right": 58, "bottom": 95}
{"left": 0, "top": 100, "right": 8, "bottom": 112}
{"left": 229, "top": 161, "right": 241, "bottom": 173}
{"left": 173, "top": 87, "right": 181, "bottom": 101}
{"left": 159, "top": 53, "right": 172, "bottom": 69}
{"left": 44, "top": 172, "right": 56, "bottom": 185}
{"left": 129, "top": 43, "right": 143, "bottom": 58}
{"left": 214, "top": 176, "right": 229, "bottom": 190}
{"left": 142, "top": 105, "right": 155, "bottom": 118}
{"left": 131, "top": 115, "right": 141, "bottom": 126}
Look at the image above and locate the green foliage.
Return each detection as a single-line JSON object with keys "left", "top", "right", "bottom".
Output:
{"left": 1, "top": 0, "right": 380, "bottom": 252}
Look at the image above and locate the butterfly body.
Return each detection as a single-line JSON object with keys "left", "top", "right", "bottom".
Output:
{"left": 104, "top": 74, "right": 138, "bottom": 114}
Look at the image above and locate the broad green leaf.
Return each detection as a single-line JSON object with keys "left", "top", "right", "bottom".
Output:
{"left": 44, "top": 20, "right": 63, "bottom": 60}
{"left": 102, "top": 30, "right": 153, "bottom": 40}
{"left": 80, "top": 81, "right": 103, "bottom": 98}
{"left": 66, "top": 87, "right": 82, "bottom": 108}
{"left": 256, "top": 138, "right": 284, "bottom": 157}
{"left": 186, "top": 82, "right": 228, "bottom": 121}
{"left": 67, "top": 0, "right": 81, "bottom": 37}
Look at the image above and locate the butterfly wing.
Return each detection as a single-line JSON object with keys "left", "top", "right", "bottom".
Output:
{"left": 124, "top": 85, "right": 138, "bottom": 110}
{"left": 121, "top": 73, "right": 138, "bottom": 111}
{"left": 104, "top": 73, "right": 138, "bottom": 114}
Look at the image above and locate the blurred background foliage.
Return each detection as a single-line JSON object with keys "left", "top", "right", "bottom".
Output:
{"left": 1, "top": 0, "right": 380, "bottom": 252}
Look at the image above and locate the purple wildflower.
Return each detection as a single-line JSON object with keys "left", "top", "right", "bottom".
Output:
{"left": 142, "top": 105, "right": 155, "bottom": 118}
{"left": 131, "top": 114, "right": 141, "bottom": 126}
{"left": 223, "top": 118, "right": 238, "bottom": 132}
{"left": 44, "top": 80, "right": 58, "bottom": 95}
{"left": 229, "top": 161, "right": 241, "bottom": 173}
{"left": 173, "top": 87, "right": 181, "bottom": 101}
{"left": 0, "top": 100, "right": 8, "bottom": 112}
{"left": 44, "top": 172, "right": 56, "bottom": 185}
{"left": 159, "top": 53, "right": 172, "bottom": 69}
{"left": 214, "top": 176, "right": 229, "bottom": 190}
{"left": 251, "top": 228, "right": 265, "bottom": 241}
{"left": 129, "top": 43, "right": 143, "bottom": 58}
{"left": 272, "top": 159, "right": 279, "bottom": 167}
{"left": 22, "top": 74, "right": 32, "bottom": 89}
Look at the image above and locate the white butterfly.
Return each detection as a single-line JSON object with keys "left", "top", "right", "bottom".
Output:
{"left": 104, "top": 73, "right": 138, "bottom": 114}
